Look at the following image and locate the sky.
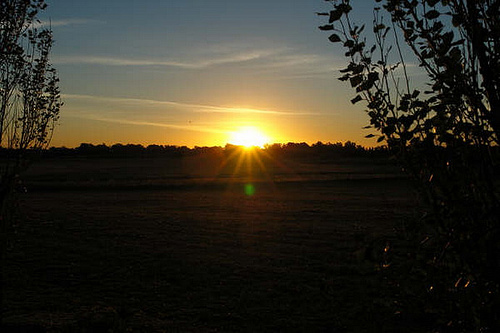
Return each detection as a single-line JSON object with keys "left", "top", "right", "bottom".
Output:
{"left": 41, "top": 0, "right": 400, "bottom": 148}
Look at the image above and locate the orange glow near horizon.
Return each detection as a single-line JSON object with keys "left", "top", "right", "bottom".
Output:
{"left": 228, "top": 126, "right": 271, "bottom": 148}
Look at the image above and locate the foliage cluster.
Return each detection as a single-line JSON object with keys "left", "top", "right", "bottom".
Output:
{"left": 0, "top": 0, "right": 61, "bottom": 151}
{"left": 320, "top": 0, "right": 499, "bottom": 331}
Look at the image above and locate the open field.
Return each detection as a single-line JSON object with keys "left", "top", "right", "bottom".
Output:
{"left": 3, "top": 154, "right": 423, "bottom": 332}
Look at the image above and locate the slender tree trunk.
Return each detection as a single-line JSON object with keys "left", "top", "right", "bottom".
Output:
{"left": 0, "top": 166, "right": 18, "bottom": 326}
{"left": 0, "top": 185, "right": 10, "bottom": 327}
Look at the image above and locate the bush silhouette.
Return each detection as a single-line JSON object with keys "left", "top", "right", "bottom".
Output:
{"left": 320, "top": 0, "right": 500, "bottom": 330}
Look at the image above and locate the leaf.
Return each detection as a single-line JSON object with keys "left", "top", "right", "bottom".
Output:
{"left": 367, "top": 72, "right": 379, "bottom": 83}
{"left": 350, "top": 75, "right": 363, "bottom": 87}
{"left": 338, "top": 74, "right": 350, "bottom": 81}
{"left": 337, "top": 3, "right": 352, "bottom": 14}
{"left": 352, "top": 64, "right": 364, "bottom": 74}
{"left": 341, "top": 62, "right": 364, "bottom": 74}
{"left": 382, "top": 124, "right": 396, "bottom": 136}
{"left": 365, "top": 134, "right": 375, "bottom": 138}
{"left": 377, "top": 136, "right": 385, "bottom": 142}
{"left": 344, "top": 40, "right": 354, "bottom": 48}
{"left": 328, "top": 34, "right": 342, "bottom": 43}
{"left": 319, "top": 25, "right": 334, "bottom": 31}
{"left": 329, "top": 9, "right": 343, "bottom": 23}
{"left": 425, "top": 10, "right": 440, "bottom": 19}
{"left": 452, "top": 14, "right": 462, "bottom": 27}
{"left": 373, "top": 24, "right": 386, "bottom": 33}
{"left": 351, "top": 95, "right": 363, "bottom": 104}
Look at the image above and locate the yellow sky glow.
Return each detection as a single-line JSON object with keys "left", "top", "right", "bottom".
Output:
{"left": 228, "top": 126, "right": 271, "bottom": 148}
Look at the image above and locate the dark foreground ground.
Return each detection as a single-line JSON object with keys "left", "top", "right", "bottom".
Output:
{"left": 3, "top": 154, "right": 423, "bottom": 332}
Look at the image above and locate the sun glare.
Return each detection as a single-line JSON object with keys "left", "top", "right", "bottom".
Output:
{"left": 229, "top": 126, "right": 270, "bottom": 148}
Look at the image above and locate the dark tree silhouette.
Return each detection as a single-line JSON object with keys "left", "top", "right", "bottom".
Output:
{"left": 1, "top": 0, "right": 61, "bottom": 197}
{"left": 0, "top": 0, "right": 61, "bottom": 323}
{"left": 320, "top": 0, "right": 499, "bottom": 331}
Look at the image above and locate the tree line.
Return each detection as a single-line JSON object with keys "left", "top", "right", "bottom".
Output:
{"left": 0, "top": 141, "right": 393, "bottom": 159}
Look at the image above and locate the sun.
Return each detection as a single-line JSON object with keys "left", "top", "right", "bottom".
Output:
{"left": 229, "top": 126, "right": 270, "bottom": 148}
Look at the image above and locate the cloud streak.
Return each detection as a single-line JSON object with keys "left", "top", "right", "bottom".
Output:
{"left": 75, "top": 115, "right": 227, "bottom": 134}
{"left": 54, "top": 49, "right": 279, "bottom": 69}
{"left": 32, "top": 18, "right": 99, "bottom": 29}
{"left": 62, "top": 94, "right": 320, "bottom": 116}
{"left": 53, "top": 42, "right": 339, "bottom": 79}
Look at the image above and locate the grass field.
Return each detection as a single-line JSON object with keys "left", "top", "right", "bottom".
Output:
{"left": 3, "top": 153, "right": 423, "bottom": 332}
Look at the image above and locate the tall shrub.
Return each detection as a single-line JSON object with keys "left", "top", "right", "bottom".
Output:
{"left": 319, "top": 0, "right": 499, "bottom": 330}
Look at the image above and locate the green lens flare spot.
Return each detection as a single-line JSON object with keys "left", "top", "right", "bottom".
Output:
{"left": 244, "top": 183, "right": 255, "bottom": 196}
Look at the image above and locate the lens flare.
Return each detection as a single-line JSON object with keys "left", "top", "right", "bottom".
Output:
{"left": 244, "top": 183, "right": 256, "bottom": 196}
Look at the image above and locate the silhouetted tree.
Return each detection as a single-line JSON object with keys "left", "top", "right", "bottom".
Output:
{"left": 320, "top": 0, "right": 499, "bottom": 331}
{"left": 1, "top": 0, "right": 61, "bottom": 193}
{"left": 0, "top": 0, "right": 61, "bottom": 322}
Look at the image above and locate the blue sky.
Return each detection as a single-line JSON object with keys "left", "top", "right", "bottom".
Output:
{"left": 41, "top": 0, "right": 407, "bottom": 147}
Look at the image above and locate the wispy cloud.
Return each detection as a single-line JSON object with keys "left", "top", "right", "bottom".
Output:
{"left": 53, "top": 39, "right": 331, "bottom": 73}
{"left": 54, "top": 36, "right": 345, "bottom": 80}
{"left": 32, "top": 18, "right": 99, "bottom": 29}
{"left": 76, "top": 115, "right": 227, "bottom": 134}
{"left": 55, "top": 56, "right": 195, "bottom": 68}
{"left": 54, "top": 51, "right": 344, "bottom": 81}
{"left": 54, "top": 49, "right": 279, "bottom": 69}
{"left": 256, "top": 53, "right": 344, "bottom": 79}
{"left": 197, "top": 41, "right": 344, "bottom": 77}
{"left": 62, "top": 94, "right": 320, "bottom": 116}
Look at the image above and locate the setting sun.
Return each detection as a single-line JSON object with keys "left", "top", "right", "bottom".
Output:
{"left": 229, "top": 126, "right": 270, "bottom": 148}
